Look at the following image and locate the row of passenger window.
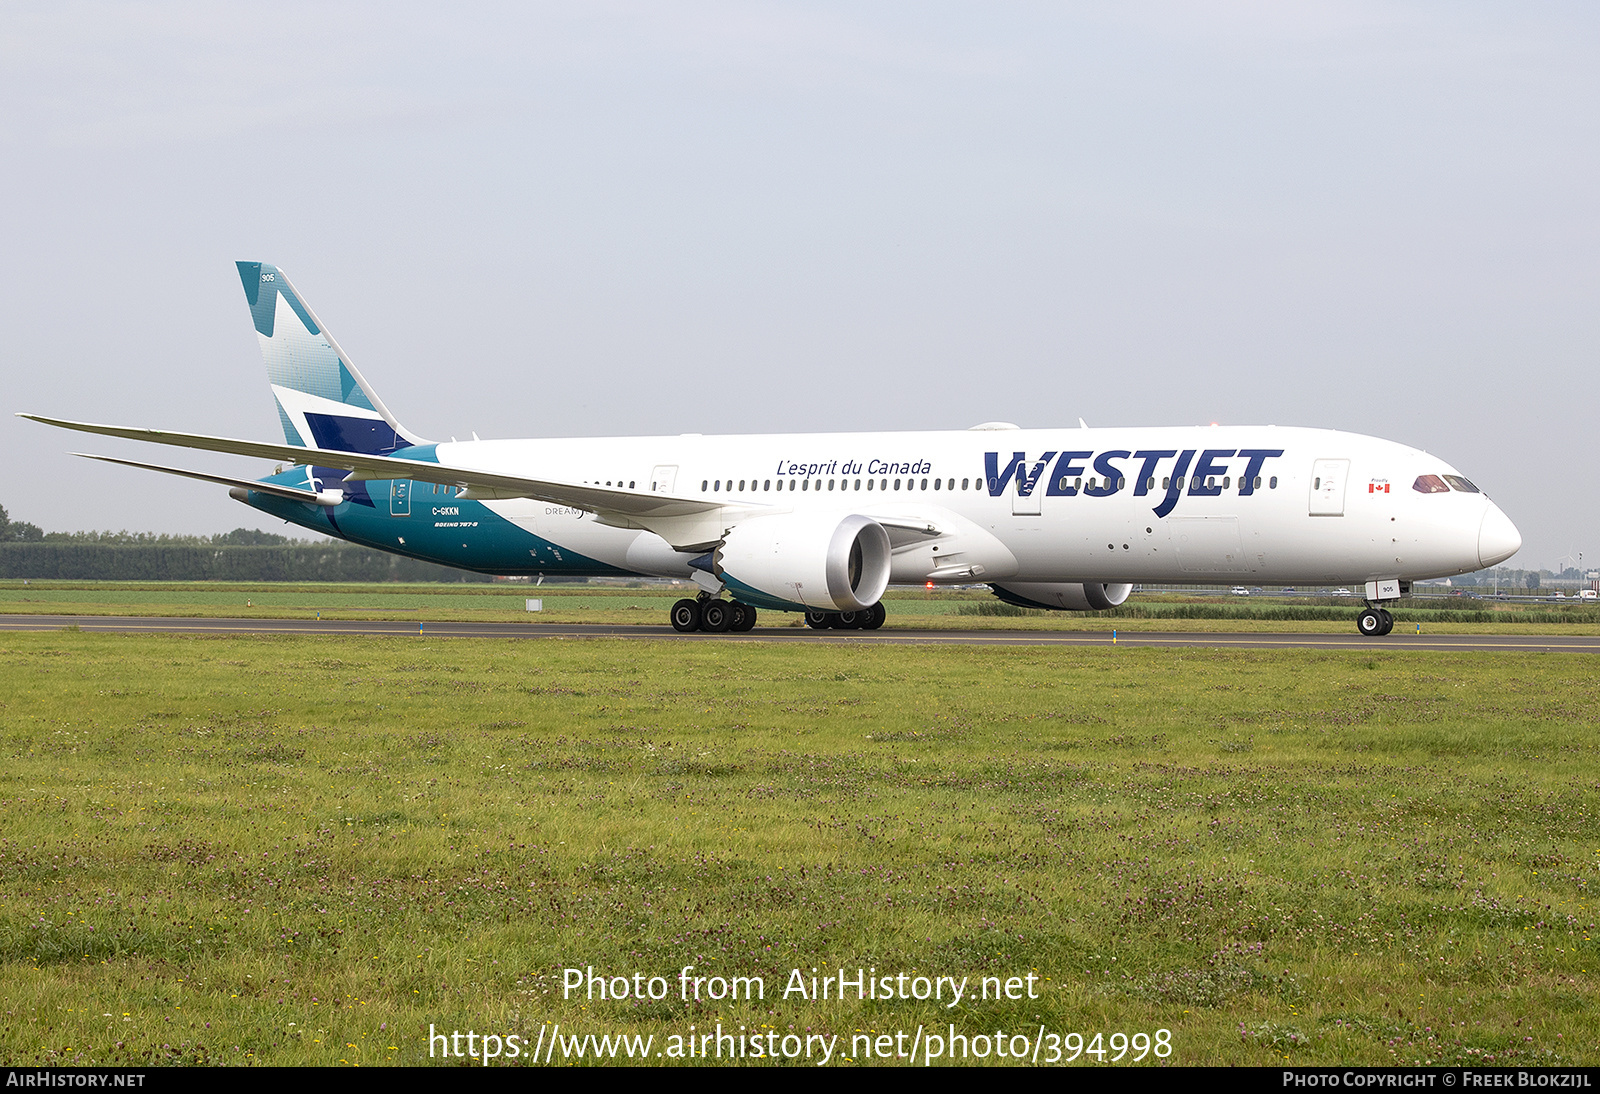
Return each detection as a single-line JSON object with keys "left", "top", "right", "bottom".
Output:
{"left": 701, "top": 477, "right": 980, "bottom": 493}
{"left": 1063, "top": 475, "right": 1280, "bottom": 492}
{"left": 694, "top": 475, "right": 1282, "bottom": 494}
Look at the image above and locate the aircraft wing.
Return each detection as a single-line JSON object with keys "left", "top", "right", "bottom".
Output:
{"left": 23, "top": 414, "right": 755, "bottom": 549}
{"left": 868, "top": 515, "right": 944, "bottom": 548}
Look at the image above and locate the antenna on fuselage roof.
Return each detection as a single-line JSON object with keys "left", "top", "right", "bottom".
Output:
{"left": 1079, "top": 418, "right": 1089, "bottom": 429}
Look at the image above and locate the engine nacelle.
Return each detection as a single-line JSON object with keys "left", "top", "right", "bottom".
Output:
{"left": 989, "top": 581, "right": 1133, "bottom": 612}
{"left": 716, "top": 513, "right": 892, "bottom": 611}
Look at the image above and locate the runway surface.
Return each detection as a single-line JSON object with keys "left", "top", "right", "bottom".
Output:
{"left": 3, "top": 614, "right": 1597, "bottom": 652}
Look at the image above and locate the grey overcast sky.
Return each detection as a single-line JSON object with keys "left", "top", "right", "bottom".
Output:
{"left": 3, "top": 2, "right": 1595, "bottom": 571}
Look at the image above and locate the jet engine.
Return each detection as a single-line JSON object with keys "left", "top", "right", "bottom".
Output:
{"left": 989, "top": 581, "right": 1133, "bottom": 612}
{"left": 715, "top": 513, "right": 892, "bottom": 611}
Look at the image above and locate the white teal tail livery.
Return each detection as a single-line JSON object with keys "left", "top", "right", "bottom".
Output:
{"left": 237, "top": 262, "right": 425, "bottom": 455}
{"left": 21, "top": 261, "right": 1522, "bottom": 637}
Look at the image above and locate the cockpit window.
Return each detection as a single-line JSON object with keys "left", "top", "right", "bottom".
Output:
{"left": 1444, "top": 475, "right": 1480, "bottom": 493}
{"left": 1412, "top": 475, "right": 1450, "bottom": 494}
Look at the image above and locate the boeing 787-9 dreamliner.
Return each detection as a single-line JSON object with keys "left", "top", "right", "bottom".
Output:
{"left": 23, "top": 262, "right": 1521, "bottom": 637}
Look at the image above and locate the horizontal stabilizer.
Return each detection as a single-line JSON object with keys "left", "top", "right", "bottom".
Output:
{"left": 74, "top": 453, "right": 346, "bottom": 507}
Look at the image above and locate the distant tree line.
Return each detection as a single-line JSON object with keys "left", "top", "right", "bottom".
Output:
{"left": 0, "top": 503, "right": 44, "bottom": 543}
{"left": 0, "top": 503, "right": 491, "bottom": 582}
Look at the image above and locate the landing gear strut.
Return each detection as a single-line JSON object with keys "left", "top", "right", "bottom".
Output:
{"left": 1356, "top": 606, "right": 1394, "bottom": 637}
{"left": 669, "top": 595, "right": 758, "bottom": 633}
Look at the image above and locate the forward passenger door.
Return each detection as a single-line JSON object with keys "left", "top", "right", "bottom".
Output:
{"left": 1308, "top": 459, "right": 1348, "bottom": 516}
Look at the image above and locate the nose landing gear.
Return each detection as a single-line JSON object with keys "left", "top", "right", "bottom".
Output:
{"left": 1356, "top": 607, "right": 1394, "bottom": 637}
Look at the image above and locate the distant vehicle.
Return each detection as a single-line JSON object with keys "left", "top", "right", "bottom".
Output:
{"left": 1332, "top": 588, "right": 1353, "bottom": 597}
{"left": 1281, "top": 588, "right": 1296, "bottom": 595}
{"left": 1231, "top": 586, "right": 1250, "bottom": 596}
{"left": 1553, "top": 591, "right": 1566, "bottom": 599}
{"left": 1581, "top": 589, "right": 1598, "bottom": 600}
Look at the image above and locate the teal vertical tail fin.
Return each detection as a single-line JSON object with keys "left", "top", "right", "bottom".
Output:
{"left": 237, "top": 262, "right": 427, "bottom": 455}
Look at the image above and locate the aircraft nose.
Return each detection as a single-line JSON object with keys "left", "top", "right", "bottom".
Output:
{"left": 1478, "top": 504, "right": 1521, "bottom": 569}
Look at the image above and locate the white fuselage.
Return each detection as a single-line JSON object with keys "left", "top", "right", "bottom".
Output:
{"left": 434, "top": 424, "right": 1516, "bottom": 587}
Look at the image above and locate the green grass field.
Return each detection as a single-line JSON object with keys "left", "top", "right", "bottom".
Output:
{"left": 1, "top": 631, "right": 1596, "bottom": 1066}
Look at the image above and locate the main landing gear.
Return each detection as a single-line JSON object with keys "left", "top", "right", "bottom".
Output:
{"left": 804, "top": 603, "right": 887, "bottom": 630}
{"left": 1356, "top": 606, "right": 1395, "bottom": 637}
{"left": 668, "top": 593, "right": 888, "bottom": 633}
{"left": 670, "top": 594, "right": 757, "bottom": 634}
